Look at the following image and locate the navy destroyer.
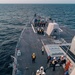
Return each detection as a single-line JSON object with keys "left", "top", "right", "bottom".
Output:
{"left": 12, "top": 14, "right": 75, "bottom": 75}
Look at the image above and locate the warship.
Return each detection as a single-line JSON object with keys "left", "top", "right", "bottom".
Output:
{"left": 12, "top": 14, "right": 75, "bottom": 75}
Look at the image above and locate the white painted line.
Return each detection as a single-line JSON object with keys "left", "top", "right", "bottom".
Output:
{"left": 61, "top": 38, "right": 67, "bottom": 43}
{"left": 31, "top": 24, "right": 36, "bottom": 33}
{"left": 59, "top": 28, "right": 63, "bottom": 32}
{"left": 41, "top": 39, "right": 45, "bottom": 46}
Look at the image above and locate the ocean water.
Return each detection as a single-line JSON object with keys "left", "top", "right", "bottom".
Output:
{"left": 0, "top": 4, "right": 75, "bottom": 75}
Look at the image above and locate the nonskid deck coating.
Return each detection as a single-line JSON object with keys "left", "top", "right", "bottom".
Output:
{"left": 15, "top": 26, "right": 66, "bottom": 75}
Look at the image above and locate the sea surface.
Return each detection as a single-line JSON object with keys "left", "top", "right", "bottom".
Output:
{"left": 0, "top": 4, "right": 75, "bottom": 75}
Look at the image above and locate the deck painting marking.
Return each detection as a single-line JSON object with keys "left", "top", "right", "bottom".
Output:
{"left": 59, "top": 28, "right": 63, "bottom": 32}
{"left": 41, "top": 39, "right": 45, "bottom": 46}
{"left": 61, "top": 38, "right": 67, "bottom": 43}
{"left": 31, "top": 24, "right": 36, "bottom": 33}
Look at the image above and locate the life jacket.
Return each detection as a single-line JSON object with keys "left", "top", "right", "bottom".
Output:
{"left": 52, "top": 60, "right": 55, "bottom": 64}
{"left": 32, "top": 55, "right": 36, "bottom": 59}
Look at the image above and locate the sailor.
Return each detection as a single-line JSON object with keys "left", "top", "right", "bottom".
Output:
{"left": 42, "top": 46, "right": 44, "bottom": 55}
{"left": 60, "top": 55, "right": 66, "bottom": 66}
{"left": 31, "top": 53, "right": 36, "bottom": 63}
{"left": 52, "top": 57, "right": 56, "bottom": 71}
{"left": 61, "top": 56, "right": 66, "bottom": 65}
{"left": 61, "top": 55, "right": 64, "bottom": 60}
{"left": 47, "top": 55, "right": 51, "bottom": 63}
{"left": 40, "top": 66, "right": 44, "bottom": 74}
{"left": 41, "top": 27, "right": 44, "bottom": 35}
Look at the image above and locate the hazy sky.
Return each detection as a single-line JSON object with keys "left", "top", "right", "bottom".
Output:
{"left": 0, "top": 0, "right": 75, "bottom": 4}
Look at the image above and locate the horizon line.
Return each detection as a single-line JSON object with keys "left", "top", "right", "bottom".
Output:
{"left": 0, "top": 3, "right": 75, "bottom": 4}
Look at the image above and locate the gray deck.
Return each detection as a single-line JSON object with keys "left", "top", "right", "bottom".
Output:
{"left": 15, "top": 26, "right": 65, "bottom": 75}
{"left": 15, "top": 25, "right": 75, "bottom": 75}
{"left": 16, "top": 27, "right": 48, "bottom": 75}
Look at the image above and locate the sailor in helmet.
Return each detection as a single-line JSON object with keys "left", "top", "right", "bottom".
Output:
{"left": 41, "top": 46, "right": 44, "bottom": 55}
{"left": 47, "top": 55, "right": 51, "bottom": 63}
{"left": 52, "top": 57, "right": 56, "bottom": 71}
{"left": 31, "top": 53, "right": 36, "bottom": 63}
